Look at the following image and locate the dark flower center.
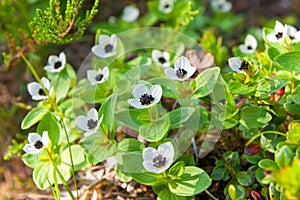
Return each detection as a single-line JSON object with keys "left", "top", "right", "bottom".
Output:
{"left": 158, "top": 57, "right": 166, "bottom": 64}
{"left": 95, "top": 74, "right": 104, "bottom": 82}
{"left": 275, "top": 32, "right": 283, "bottom": 39}
{"left": 34, "top": 140, "right": 43, "bottom": 149}
{"left": 140, "top": 93, "right": 154, "bottom": 105}
{"left": 87, "top": 119, "right": 98, "bottom": 129}
{"left": 38, "top": 88, "right": 46, "bottom": 96}
{"left": 54, "top": 61, "right": 62, "bottom": 69}
{"left": 164, "top": 4, "right": 170, "bottom": 9}
{"left": 239, "top": 61, "right": 249, "bottom": 70}
{"left": 152, "top": 154, "right": 167, "bottom": 168}
{"left": 247, "top": 45, "right": 253, "bottom": 50}
{"left": 217, "top": 2, "right": 224, "bottom": 9}
{"left": 289, "top": 35, "right": 295, "bottom": 40}
{"left": 176, "top": 68, "right": 187, "bottom": 78}
{"left": 104, "top": 44, "right": 113, "bottom": 53}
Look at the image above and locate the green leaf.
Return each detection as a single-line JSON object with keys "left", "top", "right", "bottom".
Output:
{"left": 99, "top": 93, "right": 117, "bottom": 135}
{"left": 228, "top": 82, "right": 256, "bottom": 95}
{"left": 158, "top": 189, "right": 187, "bottom": 200}
{"left": 33, "top": 162, "right": 71, "bottom": 190}
{"left": 168, "top": 166, "right": 211, "bottom": 196}
{"left": 193, "top": 67, "right": 220, "bottom": 98}
{"left": 274, "top": 145, "right": 294, "bottom": 168}
{"left": 80, "top": 133, "right": 117, "bottom": 164}
{"left": 168, "top": 161, "right": 185, "bottom": 177}
{"left": 115, "top": 109, "right": 143, "bottom": 131}
{"left": 228, "top": 184, "right": 237, "bottom": 200}
{"left": 53, "top": 69, "right": 70, "bottom": 102}
{"left": 275, "top": 51, "right": 300, "bottom": 72}
{"left": 61, "top": 145, "right": 86, "bottom": 171}
{"left": 139, "top": 116, "right": 170, "bottom": 142}
{"left": 239, "top": 106, "right": 272, "bottom": 129}
{"left": 258, "top": 159, "right": 279, "bottom": 171}
{"left": 22, "top": 153, "right": 42, "bottom": 168}
{"left": 21, "top": 106, "right": 49, "bottom": 129}
{"left": 236, "top": 171, "right": 252, "bottom": 187}
{"left": 116, "top": 151, "right": 145, "bottom": 174}
{"left": 131, "top": 171, "right": 166, "bottom": 186}
{"left": 37, "top": 113, "right": 61, "bottom": 145}
{"left": 149, "top": 77, "right": 178, "bottom": 98}
{"left": 287, "top": 121, "right": 300, "bottom": 144}
{"left": 118, "top": 138, "right": 145, "bottom": 152}
{"left": 168, "top": 107, "right": 195, "bottom": 129}
{"left": 116, "top": 168, "right": 132, "bottom": 182}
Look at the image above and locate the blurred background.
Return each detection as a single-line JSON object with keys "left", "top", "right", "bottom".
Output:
{"left": 0, "top": 0, "right": 300, "bottom": 199}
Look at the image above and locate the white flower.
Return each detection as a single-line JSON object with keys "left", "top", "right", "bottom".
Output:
{"left": 23, "top": 131, "right": 49, "bottom": 154}
{"left": 228, "top": 57, "right": 249, "bottom": 72}
{"left": 92, "top": 34, "right": 117, "bottom": 58}
{"left": 151, "top": 49, "right": 170, "bottom": 68}
{"left": 91, "top": 190, "right": 98, "bottom": 200}
{"left": 127, "top": 84, "right": 162, "bottom": 109}
{"left": 164, "top": 56, "right": 196, "bottom": 81}
{"left": 239, "top": 34, "right": 257, "bottom": 54}
{"left": 44, "top": 52, "right": 66, "bottom": 73}
{"left": 211, "top": 0, "right": 232, "bottom": 13}
{"left": 122, "top": 5, "right": 140, "bottom": 22}
{"left": 285, "top": 25, "right": 300, "bottom": 43}
{"left": 267, "top": 21, "right": 286, "bottom": 43}
{"left": 87, "top": 66, "right": 109, "bottom": 85}
{"left": 142, "top": 142, "right": 174, "bottom": 174}
{"left": 159, "top": 0, "right": 174, "bottom": 14}
{"left": 27, "top": 77, "right": 51, "bottom": 101}
{"left": 75, "top": 108, "right": 103, "bottom": 137}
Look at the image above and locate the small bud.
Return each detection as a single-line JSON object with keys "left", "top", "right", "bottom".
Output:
{"left": 251, "top": 191, "right": 261, "bottom": 200}
{"left": 244, "top": 143, "right": 260, "bottom": 156}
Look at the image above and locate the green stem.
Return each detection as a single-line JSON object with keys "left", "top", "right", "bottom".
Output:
{"left": 245, "top": 131, "right": 286, "bottom": 146}
{"left": 20, "top": 53, "right": 61, "bottom": 115}
{"left": 60, "top": 120, "right": 79, "bottom": 197}
{"left": 46, "top": 149, "right": 75, "bottom": 200}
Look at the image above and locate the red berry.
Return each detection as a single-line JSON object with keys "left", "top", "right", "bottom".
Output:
{"left": 244, "top": 143, "right": 260, "bottom": 156}
{"left": 275, "top": 87, "right": 285, "bottom": 96}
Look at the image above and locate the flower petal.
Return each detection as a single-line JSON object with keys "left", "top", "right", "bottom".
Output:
{"left": 75, "top": 116, "right": 89, "bottom": 131}
{"left": 27, "top": 82, "right": 41, "bottom": 98}
{"left": 162, "top": 51, "right": 170, "bottom": 61}
{"left": 87, "top": 70, "right": 98, "bottom": 85}
{"left": 143, "top": 147, "right": 156, "bottom": 161}
{"left": 267, "top": 33, "right": 281, "bottom": 43}
{"left": 44, "top": 65, "right": 57, "bottom": 73}
{"left": 91, "top": 45, "right": 106, "bottom": 58}
{"left": 59, "top": 52, "right": 66, "bottom": 67}
{"left": 48, "top": 55, "right": 58, "bottom": 66}
{"left": 239, "top": 44, "right": 255, "bottom": 54}
{"left": 41, "top": 131, "right": 49, "bottom": 148}
{"left": 174, "top": 56, "right": 190, "bottom": 71}
{"left": 128, "top": 98, "right": 146, "bottom": 109}
{"left": 150, "top": 85, "right": 162, "bottom": 101}
{"left": 152, "top": 49, "right": 162, "bottom": 63}
{"left": 158, "top": 142, "right": 174, "bottom": 160}
{"left": 111, "top": 34, "right": 117, "bottom": 49}
{"left": 164, "top": 67, "right": 179, "bottom": 80}
{"left": 102, "top": 66, "right": 109, "bottom": 81}
{"left": 245, "top": 34, "right": 257, "bottom": 50}
{"left": 87, "top": 108, "right": 98, "bottom": 121}
{"left": 122, "top": 5, "right": 140, "bottom": 22}
{"left": 28, "top": 133, "right": 42, "bottom": 144}
{"left": 41, "top": 77, "right": 51, "bottom": 90}
{"left": 132, "top": 84, "right": 149, "bottom": 99}
{"left": 23, "top": 144, "right": 41, "bottom": 154}
{"left": 98, "top": 34, "right": 111, "bottom": 44}
{"left": 274, "top": 21, "right": 285, "bottom": 33}
{"left": 228, "top": 57, "right": 242, "bottom": 72}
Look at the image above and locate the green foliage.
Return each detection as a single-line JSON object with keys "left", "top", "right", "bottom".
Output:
{"left": 31, "top": 0, "right": 100, "bottom": 44}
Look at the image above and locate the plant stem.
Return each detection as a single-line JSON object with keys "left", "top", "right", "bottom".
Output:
{"left": 20, "top": 53, "right": 61, "bottom": 115}
{"left": 60, "top": 120, "right": 79, "bottom": 198}
{"left": 46, "top": 149, "right": 76, "bottom": 200}
{"left": 245, "top": 131, "right": 286, "bottom": 146}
